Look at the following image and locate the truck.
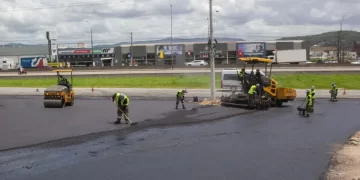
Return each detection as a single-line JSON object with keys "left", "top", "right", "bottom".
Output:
{"left": 267, "top": 49, "right": 307, "bottom": 64}
{"left": 20, "top": 57, "right": 48, "bottom": 68}
{"left": 0, "top": 58, "right": 17, "bottom": 70}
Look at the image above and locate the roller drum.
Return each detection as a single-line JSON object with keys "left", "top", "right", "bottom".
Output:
{"left": 44, "top": 99, "right": 64, "bottom": 108}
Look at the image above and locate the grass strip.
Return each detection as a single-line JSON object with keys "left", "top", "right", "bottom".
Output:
{"left": 0, "top": 74, "right": 360, "bottom": 89}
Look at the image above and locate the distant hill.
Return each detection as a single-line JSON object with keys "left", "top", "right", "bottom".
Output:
{"left": 3, "top": 37, "right": 245, "bottom": 48}
{"left": 278, "top": 30, "right": 360, "bottom": 50}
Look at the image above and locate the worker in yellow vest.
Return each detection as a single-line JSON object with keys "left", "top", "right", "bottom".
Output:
{"left": 111, "top": 93, "right": 130, "bottom": 124}
{"left": 176, "top": 89, "right": 188, "bottom": 109}
{"left": 248, "top": 84, "right": 257, "bottom": 106}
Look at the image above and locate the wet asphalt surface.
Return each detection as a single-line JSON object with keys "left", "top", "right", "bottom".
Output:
{"left": 1, "top": 97, "right": 360, "bottom": 180}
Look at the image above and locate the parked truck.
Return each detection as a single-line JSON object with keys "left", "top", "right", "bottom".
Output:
{"left": 20, "top": 57, "right": 48, "bottom": 68}
{"left": 267, "top": 49, "right": 307, "bottom": 64}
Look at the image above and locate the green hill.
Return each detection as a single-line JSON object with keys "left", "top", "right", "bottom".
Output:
{"left": 278, "top": 30, "right": 360, "bottom": 50}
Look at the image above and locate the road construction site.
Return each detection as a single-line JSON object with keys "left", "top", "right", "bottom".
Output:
{"left": 2, "top": 66, "right": 360, "bottom": 78}
{"left": 1, "top": 96, "right": 360, "bottom": 180}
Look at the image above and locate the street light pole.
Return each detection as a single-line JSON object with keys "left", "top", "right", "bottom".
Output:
{"left": 209, "top": 0, "right": 215, "bottom": 100}
{"left": 90, "top": 29, "right": 94, "bottom": 67}
{"left": 340, "top": 15, "right": 345, "bottom": 63}
{"left": 170, "top": 4, "right": 173, "bottom": 70}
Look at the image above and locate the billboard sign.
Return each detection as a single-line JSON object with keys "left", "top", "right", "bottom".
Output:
{"left": 194, "top": 43, "right": 227, "bottom": 56}
{"left": 20, "top": 57, "right": 48, "bottom": 68}
{"left": 237, "top": 42, "right": 265, "bottom": 57}
{"left": 156, "top": 45, "right": 183, "bottom": 59}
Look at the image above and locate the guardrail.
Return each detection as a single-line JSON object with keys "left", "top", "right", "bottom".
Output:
{"left": 1, "top": 63, "right": 359, "bottom": 72}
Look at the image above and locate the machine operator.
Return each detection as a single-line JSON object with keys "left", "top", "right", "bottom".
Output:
{"left": 112, "top": 93, "right": 130, "bottom": 124}
{"left": 176, "top": 89, "right": 188, "bottom": 109}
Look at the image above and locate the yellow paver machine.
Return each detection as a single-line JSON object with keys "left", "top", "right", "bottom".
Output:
{"left": 220, "top": 57, "right": 296, "bottom": 109}
{"left": 43, "top": 69, "right": 75, "bottom": 108}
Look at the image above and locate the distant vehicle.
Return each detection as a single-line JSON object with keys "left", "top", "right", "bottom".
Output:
{"left": 268, "top": 49, "right": 307, "bottom": 64}
{"left": 20, "top": 57, "right": 48, "bottom": 68}
{"left": 305, "top": 61, "right": 313, "bottom": 64}
{"left": 350, "top": 60, "right": 360, "bottom": 65}
{"left": 185, "top": 60, "right": 208, "bottom": 66}
{"left": 220, "top": 68, "right": 265, "bottom": 91}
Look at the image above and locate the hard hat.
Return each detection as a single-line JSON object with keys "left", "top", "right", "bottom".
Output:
{"left": 256, "top": 84, "right": 260, "bottom": 87}
{"left": 183, "top": 89, "right": 188, "bottom": 93}
{"left": 306, "top": 89, "right": 310, "bottom": 93}
{"left": 311, "top": 86, "right": 315, "bottom": 90}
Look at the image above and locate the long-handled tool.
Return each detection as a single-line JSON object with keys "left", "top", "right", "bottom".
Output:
{"left": 118, "top": 107, "right": 138, "bottom": 126}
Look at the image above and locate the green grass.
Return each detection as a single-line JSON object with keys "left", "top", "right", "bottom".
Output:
{"left": 1, "top": 73, "right": 360, "bottom": 89}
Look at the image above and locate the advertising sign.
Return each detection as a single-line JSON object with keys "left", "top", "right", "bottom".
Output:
{"left": 194, "top": 43, "right": 227, "bottom": 56}
{"left": 20, "top": 57, "right": 48, "bottom": 68}
{"left": 73, "top": 49, "right": 91, "bottom": 54}
{"left": 237, "top": 43, "right": 265, "bottom": 57}
{"left": 156, "top": 45, "right": 183, "bottom": 59}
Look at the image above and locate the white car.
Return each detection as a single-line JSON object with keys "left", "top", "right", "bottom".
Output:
{"left": 185, "top": 60, "right": 208, "bottom": 66}
{"left": 350, "top": 60, "right": 360, "bottom": 64}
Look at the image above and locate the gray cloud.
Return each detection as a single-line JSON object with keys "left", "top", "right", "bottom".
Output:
{"left": 0, "top": 0, "right": 360, "bottom": 44}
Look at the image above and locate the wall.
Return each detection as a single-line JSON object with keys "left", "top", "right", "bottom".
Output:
{"left": 275, "top": 42, "right": 294, "bottom": 50}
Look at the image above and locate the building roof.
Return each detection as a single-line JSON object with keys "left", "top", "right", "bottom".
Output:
{"left": 0, "top": 45, "right": 49, "bottom": 56}
{"left": 119, "top": 40, "right": 305, "bottom": 47}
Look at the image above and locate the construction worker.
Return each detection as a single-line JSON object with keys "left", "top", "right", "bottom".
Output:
{"left": 237, "top": 68, "right": 245, "bottom": 81}
{"left": 310, "top": 86, "right": 315, "bottom": 107}
{"left": 176, "top": 89, "right": 188, "bottom": 109}
{"left": 111, "top": 93, "right": 130, "bottom": 124}
{"left": 248, "top": 84, "right": 257, "bottom": 106}
{"left": 305, "top": 89, "right": 313, "bottom": 116}
{"left": 330, "top": 83, "right": 338, "bottom": 102}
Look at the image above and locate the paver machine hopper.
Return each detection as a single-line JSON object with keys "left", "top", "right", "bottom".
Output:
{"left": 43, "top": 69, "right": 75, "bottom": 108}
{"left": 221, "top": 57, "right": 296, "bottom": 108}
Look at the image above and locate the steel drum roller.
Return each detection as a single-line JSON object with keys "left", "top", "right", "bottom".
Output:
{"left": 44, "top": 99, "right": 64, "bottom": 108}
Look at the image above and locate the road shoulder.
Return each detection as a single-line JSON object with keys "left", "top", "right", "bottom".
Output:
{"left": 322, "top": 131, "right": 360, "bottom": 180}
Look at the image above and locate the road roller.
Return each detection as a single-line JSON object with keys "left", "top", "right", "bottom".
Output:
{"left": 221, "top": 57, "right": 296, "bottom": 109}
{"left": 44, "top": 69, "right": 75, "bottom": 108}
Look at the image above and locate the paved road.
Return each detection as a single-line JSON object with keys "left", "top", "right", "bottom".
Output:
{"left": 1, "top": 99, "right": 360, "bottom": 180}
{"left": 0, "top": 87, "right": 357, "bottom": 99}
{"left": 0, "top": 96, "right": 247, "bottom": 150}
{"left": 1, "top": 67, "right": 360, "bottom": 77}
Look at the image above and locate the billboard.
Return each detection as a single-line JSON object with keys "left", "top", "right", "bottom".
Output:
{"left": 20, "top": 57, "right": 48, "bottom": 68}
{"left": 194, "top": 43, "right": 227, "bottom": 57}
{"left": 156, "top": 45, "right": 183, "bottom": 59}
{"left": 237, "top": 43, "right": 265, "bottom": 57}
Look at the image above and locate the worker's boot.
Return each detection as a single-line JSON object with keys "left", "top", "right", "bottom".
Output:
{"left": 175, "top": 106, "right": 178, "bottom": 109}
{"left": 114, "top": 118, "right": 121, "bottom": 124}
{"left": 182, "top": 105, "right": 186, "bottom": 109}
{"left": 124, "top": 119, "right": 129, "bottom": 124}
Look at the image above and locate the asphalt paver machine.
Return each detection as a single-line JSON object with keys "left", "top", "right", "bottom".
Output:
{"left": 221, "top": 57, "right": 296, "bottom": 109}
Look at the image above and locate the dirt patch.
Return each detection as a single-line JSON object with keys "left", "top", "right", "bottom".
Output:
{"left": 322, "top": 131, "right": 360, "bottom": 180}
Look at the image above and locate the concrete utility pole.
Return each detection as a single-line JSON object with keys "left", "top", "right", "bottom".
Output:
{"left": 170, "top": 4, "right": 173, "bottom": 70}
{"left": 209, "top": 0, "right": 216, "bottom": 100}
{"left": 338, "top": 15, "right": 345, "bottom": 63}
{"left": 130, "top": 32, "right": 133, "bottom": 66}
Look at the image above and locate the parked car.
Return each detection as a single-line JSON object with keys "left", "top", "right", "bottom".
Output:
{"left": 185, "top": 60, "right": 208, "bottom": 66}
{"left": 350, "top": 60, "right": 360, "bottom": 65}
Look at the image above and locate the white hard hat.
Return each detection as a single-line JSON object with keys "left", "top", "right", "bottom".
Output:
{"left": 311, "top": 86, "right": 315, "bottom": 89}
{"left": 306, "top": 89, "right": 310, "bottom": 93}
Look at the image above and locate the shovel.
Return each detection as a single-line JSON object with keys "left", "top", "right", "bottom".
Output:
{"left": 118, "top": 107, "right": 138, "bottom": 126}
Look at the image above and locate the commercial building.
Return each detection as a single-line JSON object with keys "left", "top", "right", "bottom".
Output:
{"left": 0, "top": 45, "right": 49, "bottom": 68}
{"left": 0, "top": 40, "right": 310, "bottom": 68}
{"left": 114, "top": 40, "right": 310, "bottom": 66}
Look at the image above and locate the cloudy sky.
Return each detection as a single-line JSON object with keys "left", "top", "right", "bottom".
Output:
{"left": 0, "top": 0, "right": 358, "bottom": 45}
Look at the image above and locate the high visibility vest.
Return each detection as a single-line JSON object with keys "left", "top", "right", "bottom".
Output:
{"left": 238, "top": 70, "right": 244, "bottom": 78}
{"left": 177, "top": 90, "right": 184, "bottom": 97}
{"left": 115, "top": 93, "right": 129, "bottom": 106}
{"left": 310, "top": 89, "right": 315, "bottom": 99}
{"left": 248, "top": 85, "right": 256, "bottom": 95}
{"left": 306, "top": 94, "right": 312, "bottom": 105}
{"left": 159, "top": 51, "right": 164, "bottom": 59}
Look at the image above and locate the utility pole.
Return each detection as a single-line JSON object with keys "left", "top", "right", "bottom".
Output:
{"left": 209, "top": 0, "right": 216, "bottom": 100}
{"left": 90, "top": 29, "right": 94, "bottom": 67}
{"left": 339, "top": 15, "right": 345, "bottom": 63}
{"left": 130, "top": 32, "right": 133, "bottom": 66}
{"left": 170, "top": 4, "right": 173, "bottom": 70}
